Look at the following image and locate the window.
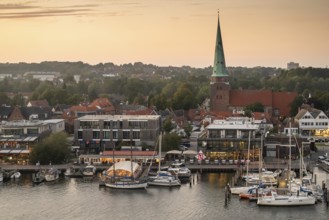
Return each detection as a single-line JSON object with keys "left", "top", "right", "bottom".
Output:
{"left": 103, "top": 131, "right": 110, "bottom": 139}
{"left": 123, "top": 131, "right": 130, "bottom": 139}
{"left": 93, "top": 131, "right": 100, "bottom": 139}
{"left": 104, "top": 121, "right": 111, "bottom": 129}
{"left": 27, "top": 128, "right": 39, "bottom": 135}
{"left": 78, "top": 131, "right": 83, "bottom": 139}
{"left": 80, "top": 121, "right": 99, "bottom": 129}
{"left": 132, "top": 131, "right": 140, "bottom": 139}
{"left": 113, "top": 131, "right": 118, "bottom": 139}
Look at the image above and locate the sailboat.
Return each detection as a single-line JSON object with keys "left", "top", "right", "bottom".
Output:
{"left": 105, "top": 130, "right": 148, "bottom": 189}
{"left": 231, "top": 131, "right": 256, "bottom": 195}
{"left": 148, "top": 133, "right": 181, "bottom": 187}
{"left": 257, "top": 123, "right": 316, "bottom": 206}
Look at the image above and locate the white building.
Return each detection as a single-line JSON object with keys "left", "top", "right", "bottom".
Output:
{"left": 295, "top": 107, "right": 329, "bottom": 138}
{"left": 43, "top": 119, "right": 65, "bottom": 133}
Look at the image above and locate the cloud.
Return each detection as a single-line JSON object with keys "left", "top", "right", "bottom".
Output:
{"left": 0, "top": 1, "right": 99, "bottom": 19}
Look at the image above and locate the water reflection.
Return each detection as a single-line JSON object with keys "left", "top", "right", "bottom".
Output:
{"left": 0, "top": 170, "right": 327, "bottom": 220}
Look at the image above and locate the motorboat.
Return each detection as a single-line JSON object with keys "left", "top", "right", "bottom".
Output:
{"left": 231, "top": 182, "right": 266, "bottom": 195}
{"left": 10, "top": 170, "right": 21, "bottom": 179}
{"left": 82, "top": 165, "right": 96, "bottom": 176}
{"left": 44, "top": 168, "right": 60, "bottom": 182}
{"left": 64, "top": 166, "right": 83, "bottom": 178}
{"left": 239, "top": 187, "right": 272, "bottom": 201}
{"left": 167, "top": 162, "right": 191, "bottom": 183}
{"left": 32, "top": 171, "right": 45, "bottom": 184}
{"left": 148, "top": 171, "right": 181, "bottom": 187}
{"left": 0, "top": 168, "right": 11, "bottom": 182}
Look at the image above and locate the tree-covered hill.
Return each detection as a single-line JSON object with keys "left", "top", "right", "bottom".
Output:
{"left": 0, "top": 62, "right": 328, "bottom": 113}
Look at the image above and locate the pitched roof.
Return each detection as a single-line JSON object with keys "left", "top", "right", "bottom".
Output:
{"left": 89, "top": 97, "right": 114, "bottom": 110}
{"left": 0, "top": 106, "right": 13, "bottom": 118}
{"left": 295, "top": 107, "right": 322, "bottom": 120}
{"left": 27, "top": 99, "right": 49, "bottom": 107}
{"left": 295, "top": 109, "right": 308, "bottom": 120}
{"left": 8, "top": 106, "right": 25, "bottom": 121}
{"left": 230, "top": 90, "right": 273, "bottom": 106}
{"left": 20, "top": 106, "right": 53, "bottom": 120}
{"left": 125, "top": 107, "right": 154, "bottom": 115}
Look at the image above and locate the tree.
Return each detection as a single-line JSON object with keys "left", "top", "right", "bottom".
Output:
{"left": 162, "top": 133, "right": 181, "bottom": 151}
{"left": 183, "top": 123, "right": 193, "bottom": 138}
{"left": 29, "top": 132, "right": 71, "bottom": 165}
{"left": 290, "top": 96, "right": 304, "bottom": 116}
{"left": 163, "top": 117, "right": 174, "bottom": 133}
{"left": 244, "top": 102, "right": 264, "bottom": 113}
{"left": 11, "top": 93, "right": 25, "bottom": 106}
{"left": 0, "top": 93, "right": 11, "bottom": 106}
{"left": 171, "top": 83, "right": 197, "bottom": 110}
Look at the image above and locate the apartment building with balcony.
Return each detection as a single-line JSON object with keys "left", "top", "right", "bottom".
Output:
{"left": 74, "top": 115, "right": 161, "bottom": 154}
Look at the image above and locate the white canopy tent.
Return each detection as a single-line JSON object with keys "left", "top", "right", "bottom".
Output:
{"left": 106, "top": 161, "right": 142, "bottom": 178}
{"left": 182, "top": 150, "right": 198, "bottom": 156}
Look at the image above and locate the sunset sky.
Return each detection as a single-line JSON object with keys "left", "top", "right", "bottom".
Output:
{"left": 1, "top": 0, "right": 328, "bottom": 68}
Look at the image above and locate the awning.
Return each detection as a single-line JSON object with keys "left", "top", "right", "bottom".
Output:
{"left": 10, "top": 149, "right": 22, "bottom": 154}
{"left": 29, "top": 137, "right": 38, "bottom": 141}
{"left": 183, "top": 150, "right": 198, "bottom": 155}
{"left": 21, "top": 150, "right": 30, "bottom": 154}
{"left": 0, "top": 149, "right": 11, "bottom": 154}
{"left": 166, "top": 150, "right": 182, "bottom": 155}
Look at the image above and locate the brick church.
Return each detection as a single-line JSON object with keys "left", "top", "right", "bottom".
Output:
{"left": 210, "top": 15, "right": 297, "bottom": 119}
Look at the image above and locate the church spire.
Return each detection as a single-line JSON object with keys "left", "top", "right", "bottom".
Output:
{"left": 211, "top": 13, "right": 229, "bottom": 78}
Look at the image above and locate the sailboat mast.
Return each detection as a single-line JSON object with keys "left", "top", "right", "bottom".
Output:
{"left": 158, "top": 132, "right": 162, "bottom": 172}
{"left": 130, "top": 128, "right": 134, "bottom": 180}
{"left": 246, "top": 130, "right": 251, "bottom": 187}
{"left": 112, "top": 141, "right": 115, "bottom": 179}
{"left": 289, "top": 122, "right": 292, "bottom": 193}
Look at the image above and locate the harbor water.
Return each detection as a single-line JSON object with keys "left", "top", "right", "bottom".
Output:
{"left": 0, "top": 168, "right": 328, "bottom": 220}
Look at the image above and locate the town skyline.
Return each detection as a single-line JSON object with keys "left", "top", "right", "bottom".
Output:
{"left": 1, "top": 0, "right": 328, "bottom": 68}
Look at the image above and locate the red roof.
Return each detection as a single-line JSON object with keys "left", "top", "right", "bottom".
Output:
{"left": 229, "top": 90, "right": 297, "bottom": 117}
{"left": 90, "top": 98, "right": 114, "bottom": 110}
{"left": 70, "top": 105, "right": 98, "bottom": 112}
{"left": 230, "top": 90, "right": 273, "bottom": 106}
{"left": 125, "top": 108, "right": 154, "bottom": 115}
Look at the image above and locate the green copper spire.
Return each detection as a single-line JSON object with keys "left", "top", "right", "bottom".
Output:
{"left": 211, "top": 14, "right": 229, "bottom": 77}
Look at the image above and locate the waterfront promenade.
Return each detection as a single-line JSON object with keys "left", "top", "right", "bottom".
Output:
{"left": 1, "top": 145, "right": 328, "bottom": 173}
{"left": 0, "top": 158, "right": 311, "bottom": 173}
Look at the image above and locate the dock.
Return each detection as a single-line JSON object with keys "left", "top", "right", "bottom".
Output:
{"left": 0, "top": 160, "right": 311, "bottom": 173}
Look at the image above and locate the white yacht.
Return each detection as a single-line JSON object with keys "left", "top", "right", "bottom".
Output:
{"left": 257, "top": 190, "right": 316, "bottom": 206}
{"left": 148, "top": 171, "right": 181, "bottom": 187}
{"left": 82, "top": 165, "right": 96, "bottom": 176}
{"left": 168, "top": 162, "right": 191, "bottom": 182}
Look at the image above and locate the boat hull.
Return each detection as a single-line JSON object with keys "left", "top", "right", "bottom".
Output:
{"left": 148, "top": 180, "right": 181, "bottom": 187}
{"left": 257, "top": 194, "right": 316, "bottom": 206}
{"left": 105, "top": 181, "right": 148, "bottom": 189}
